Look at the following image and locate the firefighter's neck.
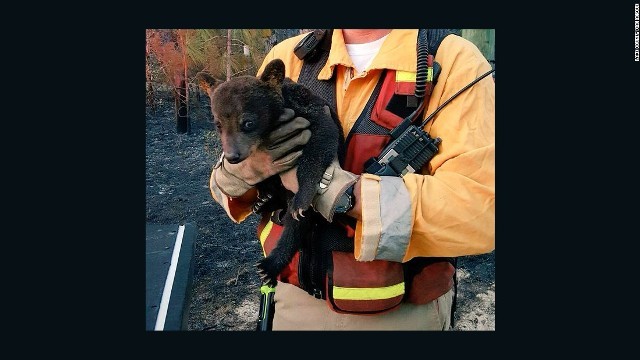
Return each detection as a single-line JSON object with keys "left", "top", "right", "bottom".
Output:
{"left": 342, "top": 29, "right": 392, "bottom": 44}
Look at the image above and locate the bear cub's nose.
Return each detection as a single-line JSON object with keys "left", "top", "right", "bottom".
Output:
{"left": 225, "top": 153, "right": 242, "bottom": 164}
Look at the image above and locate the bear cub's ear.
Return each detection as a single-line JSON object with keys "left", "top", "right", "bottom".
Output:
{"left": 195, "top": 72, "right": 224, "bottom": 97}
{"left": 260, "top": 59, "right": 285, "bottom": 88}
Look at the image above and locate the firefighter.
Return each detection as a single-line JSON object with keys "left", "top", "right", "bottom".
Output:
{"left": 209, "top": 29, "right": 494, "bottom": 330}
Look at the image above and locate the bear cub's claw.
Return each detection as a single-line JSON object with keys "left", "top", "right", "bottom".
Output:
{"left": 256, "top": 257, "right": 279, "bottom": 287}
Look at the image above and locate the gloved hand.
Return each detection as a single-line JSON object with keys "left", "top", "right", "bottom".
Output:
{"left": 213, "top": 108, "right": 311, "bottom": 197}
{"left": 311, "top": 158, "right": 360, "bottom": 222}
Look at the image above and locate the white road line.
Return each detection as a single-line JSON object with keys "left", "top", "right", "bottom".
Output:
{"left": 154, "top": 224, "right": 185, "bottom": 331}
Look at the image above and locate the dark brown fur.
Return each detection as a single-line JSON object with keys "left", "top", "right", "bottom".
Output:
{"left": 198, "top": 59, "right": 344, "bottom": 285}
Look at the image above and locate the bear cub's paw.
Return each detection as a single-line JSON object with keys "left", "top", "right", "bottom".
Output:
{"left": 290, "top": 191, "right": 315, "bottom": 221}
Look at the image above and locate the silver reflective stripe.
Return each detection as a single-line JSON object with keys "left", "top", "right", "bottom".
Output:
{"left": 375, "top": 177, "right": 412, "bottom": 262}
{"left": 358, "top": 175, "right": 382, "bottom": 261}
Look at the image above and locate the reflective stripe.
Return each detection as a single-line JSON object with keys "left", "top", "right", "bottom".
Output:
{"left": 376, "top": 177, "right": 412, "bottom": 262}
{"left": 259, "top": 220, "right": 274, "bottom": 257}
{"left": 356, "top": 174, "right": 412, "bottom": 262}
{"left": 396, "top": 70, "right": 416, "bottom": 82}
{"left": 358, "top": 174, "right": 382, "bottom": 261}
{"left": 333, "top": 282, "right": 405, "bottom": 300}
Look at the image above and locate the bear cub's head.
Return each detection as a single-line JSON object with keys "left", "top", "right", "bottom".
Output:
{"left": 197, "top": 59, "right": 287, "bottom": 164}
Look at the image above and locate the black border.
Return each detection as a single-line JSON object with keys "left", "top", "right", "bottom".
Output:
{"left": 70, "top": 2, "right": 640, "bottom": 351}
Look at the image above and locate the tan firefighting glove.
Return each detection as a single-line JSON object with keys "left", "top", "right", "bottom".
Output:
{"left": 311, "top": 158, "right": 360, "bottom": 222}
{"left": 213, "top": 108, "right": 311, "bottom": 197}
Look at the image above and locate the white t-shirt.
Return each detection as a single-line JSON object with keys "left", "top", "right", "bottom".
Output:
{"left": 344, "top": 34, "right": 389, "bottom": 74}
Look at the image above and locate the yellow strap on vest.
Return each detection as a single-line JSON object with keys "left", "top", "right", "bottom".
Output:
{"left": 333, "top": 282, "right": 405, "bottom": 300}
{"left": 395, "top": 70, "right": 416, "bottom": 82}
{"left": 259, "top": 220, "right": 274, "bottom": 257}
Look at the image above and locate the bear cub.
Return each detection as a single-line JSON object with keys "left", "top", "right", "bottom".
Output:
{"left": 199, "top": 59, "right": 345, "bottom": 286}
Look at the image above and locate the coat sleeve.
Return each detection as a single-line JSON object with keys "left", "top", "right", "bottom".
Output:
{"left": 354, "top": 35, "right": 495, "bottom": 262}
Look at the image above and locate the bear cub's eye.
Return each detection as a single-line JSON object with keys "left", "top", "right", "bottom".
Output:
{"left": 241, "top": 113, "right": 258, "bottom": 132}
{"left": 242, "top": 120, "right": 255, "bottom": 131}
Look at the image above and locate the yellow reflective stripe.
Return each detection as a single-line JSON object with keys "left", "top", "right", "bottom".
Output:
{"left": 332, "top": 282, "right": 405, "bottom": 300}
{"left": 426, "top": 67, "right": 433, "bottom": 82}
{"left": 396, "top": 70, "right": 416, "bottom": 82}
{"left": 259, "top": 220, "right": 274, "bottom": 257}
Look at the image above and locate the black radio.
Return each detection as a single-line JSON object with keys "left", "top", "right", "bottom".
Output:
{"left": 364, "top": 122, "right": 441, "bottom": 176}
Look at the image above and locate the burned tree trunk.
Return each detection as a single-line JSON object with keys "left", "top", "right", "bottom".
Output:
{"left": 226, "top": 29, "right": 232, "bottom": 81}
{"left": 174, "top": 74, "right": 190, "bottom": 134}
{"left": 146, "top": 31, "right": 155, "bottom": 112}
{"left": 179, "top": 30, "right": 190, "bottom": 134}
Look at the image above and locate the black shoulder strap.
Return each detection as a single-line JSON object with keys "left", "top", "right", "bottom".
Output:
{"left": 426, "top": 29, "right": 461, "bottom": 57}
{"left": 294, "top": 29, "right": 333, "bottom": 62}
{"left": 296, "top": 30, "right": 337, "bottom": 114}
{"left": 419, "top": 29, "right": 460, "bottom": 96}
